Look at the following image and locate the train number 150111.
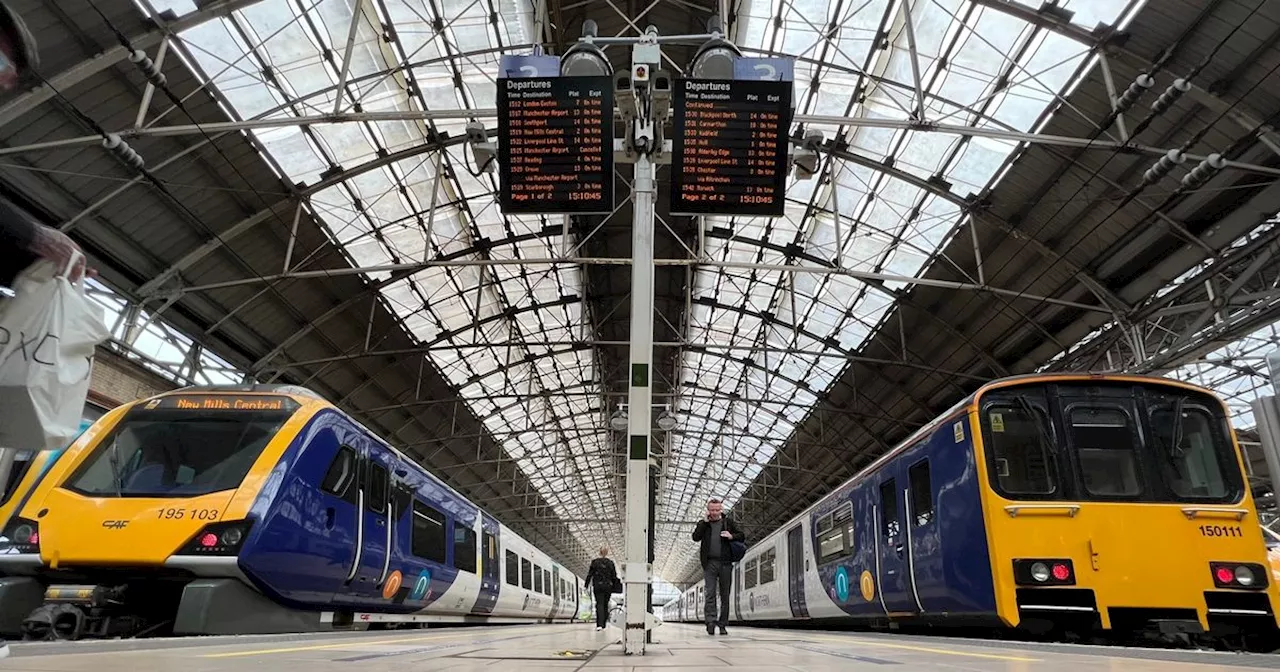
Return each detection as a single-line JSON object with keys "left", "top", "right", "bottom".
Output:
{"left": 1199, "top": 524, "right": 1243, "bottom": 538}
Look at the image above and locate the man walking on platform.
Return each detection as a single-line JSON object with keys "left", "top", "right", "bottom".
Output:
{"left": 583, "top": 546, "right": 618, "bottom": 631}
{"left": 691, "top": 497, "right": 744, "bottom": 635}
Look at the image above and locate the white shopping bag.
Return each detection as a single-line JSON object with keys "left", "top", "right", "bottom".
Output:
{"left": 0, "top": 255, "right": 109, "bottom": 450}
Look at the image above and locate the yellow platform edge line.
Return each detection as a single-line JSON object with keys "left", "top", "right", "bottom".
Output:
{"left": 807, "top": 635, "right": 1040, "bottom": 662}
{"left": 201, "top": 633, "right": 458, "bottom": 658}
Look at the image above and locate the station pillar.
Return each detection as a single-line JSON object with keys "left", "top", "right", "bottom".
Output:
{"left": 622, "top": 152, "right": 657, "bottom": 655}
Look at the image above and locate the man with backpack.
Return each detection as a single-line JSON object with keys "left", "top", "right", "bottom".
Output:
{"left": 692, "top": 497, "right": 744, "bottom": 635}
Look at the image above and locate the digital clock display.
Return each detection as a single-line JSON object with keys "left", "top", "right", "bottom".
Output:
{"left": 671, "top": 78, "right": 792, "bottom": 217}
{"left": 497, "top": 76, "right": 615, "bottom": 214}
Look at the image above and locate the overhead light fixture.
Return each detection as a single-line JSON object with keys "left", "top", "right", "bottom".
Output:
{"left": 609, "top": 409, "right": 629, "bottom": 431}
{"left": 560, "top": 20, "right": 611, "bottom": 77}
{"left": 656, "top": 410, "right": 677, "bottom": 431}
{"left": 689, "top": 15, "right": 741, "bottom": 80}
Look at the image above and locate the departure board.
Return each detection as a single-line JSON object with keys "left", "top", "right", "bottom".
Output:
{"left": 497, "top": 76, "right": 614, "bottom": 214}
{"left": 671, "top": 79, "right": 792, "bottom": 216}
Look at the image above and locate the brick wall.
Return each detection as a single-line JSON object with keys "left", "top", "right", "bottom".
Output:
{"left": 88, "top": 348, "right": 177, "bottom": 409}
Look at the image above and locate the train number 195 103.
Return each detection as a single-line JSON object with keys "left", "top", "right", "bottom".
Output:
{"left": 157, "top": 507, "right": 220, "bottom": 521}
{"left": 1199, "top": 524, "right": 1243, "bottom": 538}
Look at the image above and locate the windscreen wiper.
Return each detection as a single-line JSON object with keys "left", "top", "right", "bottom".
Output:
{"left": 1169, "top": 395, "right": 1187, "bottom": 459}
{"left": 1013, "top": 395, "right": 1057, "bottom": 453}
{"left": 107, "top": 439, "right": 124, "bottom": 497}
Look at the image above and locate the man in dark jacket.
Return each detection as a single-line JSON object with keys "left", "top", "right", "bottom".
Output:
{"left": 582, "top": 546, "right": 618, "bottom": 631}
{"left": 691, "top": 497, "right": 744, "bottom": 635}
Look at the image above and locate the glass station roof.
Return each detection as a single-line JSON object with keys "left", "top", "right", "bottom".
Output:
{"left": 144, "top": 0, "right": 1140, "bottom": 575}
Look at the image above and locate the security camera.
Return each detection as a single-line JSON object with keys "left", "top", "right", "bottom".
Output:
{"left": 651, "top": 69, "right": 672, "bottom": 121}
{"left": 466, "top": 121, "right": 496, "bottom": 173}
{"left": 793, "top": 130, "right": 824, "bottom": 180}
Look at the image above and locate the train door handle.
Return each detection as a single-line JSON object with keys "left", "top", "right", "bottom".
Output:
{"left": 324, "top": 507, "right": 335, "bottom": 530}
{"left": 375, "top": 518, "right": 386, "bottom": 527}
{"left": 894, "top": 544, "right": 904, "bottom": 556}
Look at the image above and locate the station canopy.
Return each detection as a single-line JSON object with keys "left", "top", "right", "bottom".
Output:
{"left": 154, "top": 0, "right": 1129, "bottom": 577}
{"left": 8, "top": 0, "right": 1280, "bottom": 582}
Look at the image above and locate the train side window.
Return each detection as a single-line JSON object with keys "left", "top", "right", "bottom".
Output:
{"left": 817, "top": 502, "right": 854, "bottom": 564}
{"left": 544, "top": 570, "right": 552, "bottom": 595}
{"left": 533, "top": 564, "right": 543, "bottom": 593}
{"left": 879, "top": 478, "right": 899, "bottom": 541}
{"left": 320, "top": 446, "right": 359, "bottom": 504}
{"left": 984, "top": 403, "right": 1058, "bottom": 495}
{"left": 758, "top": 548, "right": 776, "bottom": 584}
{"left": 1068, "top": 405, "right": 1141, "bottom": 497}
{"left": 521, "top": 558, "right": 532, "bottom": 589}
{"left": 0, "top": 452, "right": 35, "bottom": 506}
{"left": 367, "top": 462, "right": 389, "bottom": 513}
{"left": 410, "top": 500, "right": 447, "bottom": 564}
{"left": 744, "top": 557, "right": 758, "bottom": 589}
{"left": 453, "top": 524, "right": 477, "bottom": 573}
{"left": 909, "top": 460, "right": 933, "bottom": 526}
{"left": 505, "top": 550, "right": 519, "bottom": 586}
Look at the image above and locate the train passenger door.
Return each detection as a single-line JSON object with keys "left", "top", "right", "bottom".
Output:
{"left": 340, "top": 447, "right": 391, "bottom": 600}
{"left": 734, "top": 567, "right": 742, "bottom": 620}
{"left": 552, "top": 566, "right": 562, "bottom": 616}
{"left": 875, "top": 470, "right": 918, "bottom": 615}
{"left": 905, "top": 458, "right": 936, "bottom": 613}
{"left": 786, "top": 525, "right": 810, "bottom": 618}
{"left": 472, "top": 515, "right": 500, "bottom": 614}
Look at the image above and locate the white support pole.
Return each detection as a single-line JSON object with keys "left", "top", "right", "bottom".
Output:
{"left": 623, "top": 153, "right": 656, "bottom": 655}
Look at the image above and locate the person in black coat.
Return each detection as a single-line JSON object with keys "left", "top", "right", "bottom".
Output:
{"left": 582, "top": 546, "right": 618, "bottom": 631}
{"left": 691, "top": 497, "right": 744, "bottom": 635}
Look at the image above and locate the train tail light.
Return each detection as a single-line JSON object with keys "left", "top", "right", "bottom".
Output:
{"left": 0, "top": 517, "right": 40, "bottom": 554}
{"left": 1211, "top": 562, "right": 1267, "bottom": 590}
{"left": 177, "top": 520, "right": 252, "bottom": 556}
{"left": 1013, "top": 559, "right": 1075, "bottom": 586}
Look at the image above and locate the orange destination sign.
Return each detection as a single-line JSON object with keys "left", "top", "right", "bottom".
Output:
{"left": 497, "top": 76, "right": 615, "bottom": 214}
{"left": 146, "top": 395, "right": 300, "bottom": 412}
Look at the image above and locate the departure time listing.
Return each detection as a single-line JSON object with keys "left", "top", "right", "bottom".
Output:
{"left": 671, "top": 78, "right": 792, "bottom": 216}
{"left": 497, "top": 76, "right": 614, "bottom": 214}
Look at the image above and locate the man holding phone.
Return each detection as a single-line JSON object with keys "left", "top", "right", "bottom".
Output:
{"left": 691, "top": 497, "right": 744, "bottom": 635}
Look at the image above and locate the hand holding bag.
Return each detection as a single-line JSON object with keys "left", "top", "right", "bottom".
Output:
{"left": 0, "top": 255, "right": 109, "bottom": 450}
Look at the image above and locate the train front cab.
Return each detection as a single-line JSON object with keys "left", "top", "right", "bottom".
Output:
{"left": 974, "top": 375, "right": 1280, "bottom": 648}
{"left": 0, "top": 389, "right": 317, "bottom": 639}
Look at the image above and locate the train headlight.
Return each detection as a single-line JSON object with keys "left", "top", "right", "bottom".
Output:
{"left": 220, "top": 527, "right": 243, "bottom": 547}
{"left": 177, "top": 520, "right": 253, "bottom": 556}
{"left": 1013, "top": 558, "right": 1075, "bottom": 586}
{"left": 1210, "top": 562, "right": 1268, "bottom": 590}
{"left": 0, "top": 517, "right": 40, "bottom": 554}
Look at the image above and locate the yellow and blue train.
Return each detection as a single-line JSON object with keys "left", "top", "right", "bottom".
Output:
{"left": 0, "top": 385, "right": 587, "bottom": 639}
{"left": 663, "top": 373, "right": 1280, "bottom": 650}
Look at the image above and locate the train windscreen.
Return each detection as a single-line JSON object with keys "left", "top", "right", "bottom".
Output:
{"left": 63, "top": 395, "right": 298, "bottom": 498}
{"left": 979, "top": 382, "right": 1244, "bottom": 504}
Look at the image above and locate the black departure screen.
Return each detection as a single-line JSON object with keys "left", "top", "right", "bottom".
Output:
{"left": 497, "top": 76, "right": 614, "bottom": 214}
{"left": 671, "top": 78, "right": 792, "bottom": 217}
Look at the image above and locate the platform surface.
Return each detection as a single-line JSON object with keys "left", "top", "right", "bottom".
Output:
{"left": 2, "top": 623, "right": 1280, "bottom": 670}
